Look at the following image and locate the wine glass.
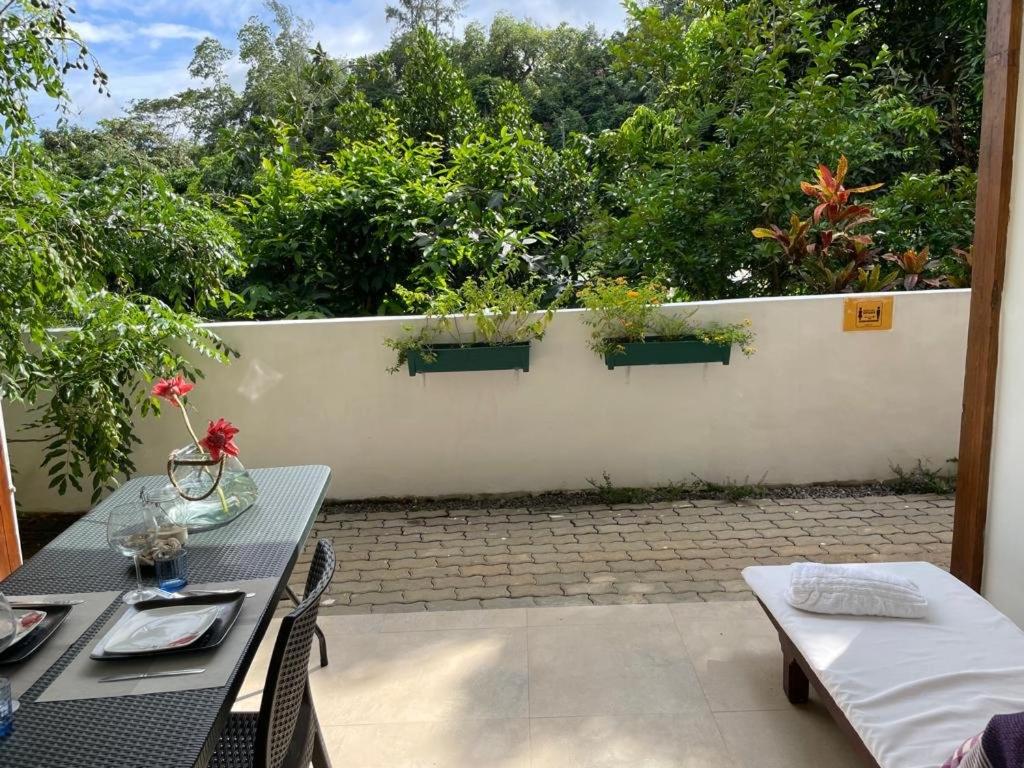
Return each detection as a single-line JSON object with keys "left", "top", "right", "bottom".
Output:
{"left": 107, "top": 497, "right": 161, "bottom": 604}
{"left": 0, "top": 594, "right": 20, "bottom": 716}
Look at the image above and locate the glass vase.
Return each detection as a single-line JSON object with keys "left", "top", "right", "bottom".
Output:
{"left": 166, "top": 444, "right": 258, "bottom": 532}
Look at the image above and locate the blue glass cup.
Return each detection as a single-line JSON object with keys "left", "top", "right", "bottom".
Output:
{"left": 0, "top": 677, "right": 12, "bottom": 738}
{"left": 154, "top": 548, "right": 188, "bottom": 592}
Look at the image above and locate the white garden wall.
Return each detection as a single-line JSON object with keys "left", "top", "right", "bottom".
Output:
{"left": 5, "top": 290, "right": 969, "bottom": 513}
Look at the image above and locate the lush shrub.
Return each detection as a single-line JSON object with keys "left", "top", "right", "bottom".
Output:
{"left": 873, "top": 168, "right": 977, "bottom": 261}
{"left": 238, "top": 126, "right": 447, "bottom": 317}
{"left": 588, "top": 0, "right": 943, "bottom": 298}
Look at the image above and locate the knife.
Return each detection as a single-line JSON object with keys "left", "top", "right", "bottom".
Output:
{"left": 98, "top": 667, "right": 206, "bottom": 683}
{"left": 9, "top": 599, "right": 84, "bottom": 607}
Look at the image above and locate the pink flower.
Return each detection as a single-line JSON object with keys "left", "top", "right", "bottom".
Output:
{"left": 151, "top": 374, "right": 194, "bottom": 405}
{"left": 200, "top": 418, "right": 240, "bottom": 462}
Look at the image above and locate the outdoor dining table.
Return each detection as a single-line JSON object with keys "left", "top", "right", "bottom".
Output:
{"left": 0, "top": 464, "right": 331, "bottom": 768}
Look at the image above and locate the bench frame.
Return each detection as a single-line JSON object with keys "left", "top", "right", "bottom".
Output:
{"left": 757, "top": 598, "right": 882, "bottom": 768}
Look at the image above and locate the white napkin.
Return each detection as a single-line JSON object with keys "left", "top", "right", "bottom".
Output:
{"left": 785, "top": 562, "right": 928, "bottom": 619}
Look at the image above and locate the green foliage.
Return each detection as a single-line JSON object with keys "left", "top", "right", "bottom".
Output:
{"left": 888, "top": 460, "right": 957, "bottom": 495}
{"left": 593, "top": 0, "right": 944, "bottom": 298}
{"left": 586, "top": 470, "right": 768, "bottom": 505}
{"left": 384, "top": 270, "right": 559, "bottom": 373}
{"left": 577, "top": 278, "right": 755, "bottom": 357}
{"left": 398, "top": 26, "right": 479, "bottom": 145}
{"left": 0, "top": 145, "right": 235, "bottom": 498}
{"left": 23, "top": 294, "right": 231, "bottom": 502}
{"left": 827, "top": 0, "right": 986, "bottom": 169}
{"left": 873, "top": 168, "right": 977, "bottom": 262}
{"left": 40, "top": 119, "right": 197, "bottom": 191}
{"left": 73, "top": 167, "right": 245, "bottom": 313}
{"left": 755, "top": 156, "right": 974, "bottom": 293}
{"left": 0, "top": 3, "right": 238, "bottom": 498}
{"left": 0, "top": 1, "right": 107, "bottom": 141}
{"left": 456, "top": 15, "right": 645, "bottom": 145}
{"left": 239, "top": 124, "right": 448, "bottom": 317}
{"left": 239, "top": 116, "right": 592, "bottom": 318}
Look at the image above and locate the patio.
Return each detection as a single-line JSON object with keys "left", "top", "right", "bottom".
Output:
{"left": 290, "top": 493, "right": 954, "bottom": 613}
{"left": 239, "top": 601, "right": 863, "bottom": 767}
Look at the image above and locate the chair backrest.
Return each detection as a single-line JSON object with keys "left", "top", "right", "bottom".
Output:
{"left": 255, "top": 538, "right": 335, "bottom": 768}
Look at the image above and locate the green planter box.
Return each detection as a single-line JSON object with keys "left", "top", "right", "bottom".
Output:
{"left": 604, "top": 337, "right": 732, "bottom": 370}
{"left": 407, "top": 342, "right": 531, "bottom": 376}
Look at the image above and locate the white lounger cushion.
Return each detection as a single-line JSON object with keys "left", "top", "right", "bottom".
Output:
{"left": 786, "top": 562, "right": 928, "bottom": 618}
{"left": 744, "top": 562, "right": 1024, "bottom": 768}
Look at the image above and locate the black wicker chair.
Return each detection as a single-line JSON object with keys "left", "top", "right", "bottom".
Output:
{"left": 210, "top": 539, "right": 336, "bottom": 768}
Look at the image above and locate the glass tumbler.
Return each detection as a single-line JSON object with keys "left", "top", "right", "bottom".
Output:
{"left": 153, "top": 548, "right": 189, "bottom": 592}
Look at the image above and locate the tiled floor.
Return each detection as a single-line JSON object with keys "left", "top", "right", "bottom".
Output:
{"left": 294, "top": 494, "right": 954, "bottom": 613}
{"left": 238, "top": 601, "right": 866, "bottom": 767}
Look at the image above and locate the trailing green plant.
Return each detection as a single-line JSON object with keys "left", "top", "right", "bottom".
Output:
{"left": 384, "top": 271, "right": 561, "bottom": 373}
{"left": 577, "top": 278, "right": 755, "bottom": 358}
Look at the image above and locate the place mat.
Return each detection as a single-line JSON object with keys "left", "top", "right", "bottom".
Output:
{"left": 36, "top": 578, "right": 278, "bottom": 702}
{"left": 3, "top": 590, "right": 121, "bottom": 698}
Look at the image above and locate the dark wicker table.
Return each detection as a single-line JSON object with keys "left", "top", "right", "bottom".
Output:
{"left": 0, "top": 464, "right": 331, "bottom": 768}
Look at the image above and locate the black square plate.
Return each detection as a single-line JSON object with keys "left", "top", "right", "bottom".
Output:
{"left": 0, "top": 603, "right": 73, "bottom": 665}
{"left": 90, "top": 592, "right": 245, "bottom": 660}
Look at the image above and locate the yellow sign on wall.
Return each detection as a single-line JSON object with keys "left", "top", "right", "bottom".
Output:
{"left": 843, "top": 297, "right": 894, "bottom": 331}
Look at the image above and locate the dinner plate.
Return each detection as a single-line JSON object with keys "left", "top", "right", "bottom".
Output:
{"left": 0, "top": 604, "right": 72, "bottom": 665}
{"left": 91, "top": 592, "right": 245, "bottom": 660}
{"left": 102, "top": 605, "right": 220, "bottom": 655}
{"left": 11, "top": 610, "right": 47, "bottom": 647}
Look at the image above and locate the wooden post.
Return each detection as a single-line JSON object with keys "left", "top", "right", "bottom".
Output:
{"left": 951, "top": 0, "right": 1023, "bottom": 590}
{"left": 0, "top": 403, "right": 22, "bottom": 578}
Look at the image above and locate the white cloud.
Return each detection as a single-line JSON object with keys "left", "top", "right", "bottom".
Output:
{"left": 74, "top": 20, "right": 132, "bottom": 43}
{"left": 139, "top": 22, "right": 213, "bottom": 41}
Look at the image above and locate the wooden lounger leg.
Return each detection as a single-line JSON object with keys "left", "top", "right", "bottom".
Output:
{"left": 781, "top": 637, "right": 810, "bottom": 704}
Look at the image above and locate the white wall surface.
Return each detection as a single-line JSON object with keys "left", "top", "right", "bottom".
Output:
{"left": 983, "top": 27, "right": 1024, "bottom": 626}
{"left": 5, "top": 291, "right": 968, "bottom": 514}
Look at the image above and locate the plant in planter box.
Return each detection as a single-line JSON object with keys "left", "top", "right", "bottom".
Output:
{"left": 578, "top": 278, "right": 755, "bottom": 369}
{"left": 385, "top": 272, "right": 560, "bottom": 375}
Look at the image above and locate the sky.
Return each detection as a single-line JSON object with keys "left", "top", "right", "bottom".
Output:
{"left": 39, "top": 0, "right": 629, "bottom": 128}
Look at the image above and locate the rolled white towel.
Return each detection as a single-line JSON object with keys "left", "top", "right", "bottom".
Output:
{"left": 785, "top": 562, "right": 928, "bottom": 619}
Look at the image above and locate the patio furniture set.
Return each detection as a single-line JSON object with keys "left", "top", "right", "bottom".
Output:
{"left": 0, "top": 465, "right": 335, "bottom": 768}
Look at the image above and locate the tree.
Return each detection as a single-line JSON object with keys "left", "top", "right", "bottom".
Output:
{"left": 398, "top": 27, "right": 478, "bottom": 145}
{"left": 828, "top": 0, "right": 986, "bottom": 169}
{"left": 591, "top": 0, "right": 945, "bottom": 298}
{"left": 455, "top": 16, "right": 647, "bottom": 146}
{"left": 385, "top": 0, "right": 466, "bottom": 37}
{"left": 0, "top": 0, "right": 107, "bottom": 142}
{"left": 0, "top": 1, "right": 240, "bottom": 499}
{"left": 40, "top": 118, "right": 197, "bottom": 191}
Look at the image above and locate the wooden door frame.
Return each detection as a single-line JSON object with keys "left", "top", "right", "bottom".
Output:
{"left": 0, "top": 403, "right": 22, "bottom": 578}
{"left": 951, "top": 0, "right": 1023, "bottom": 590}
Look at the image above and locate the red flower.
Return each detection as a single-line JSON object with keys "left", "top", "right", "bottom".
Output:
{"left": 151, "top": 374, "right": 194, "bottom": 405}
{"left": 200, "top": 418, "right": 240, "bottom": 462}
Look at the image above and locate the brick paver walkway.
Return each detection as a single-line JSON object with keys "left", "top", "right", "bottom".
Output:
{"left": 291, "top": 494, "right": 954, "bottom": 614}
